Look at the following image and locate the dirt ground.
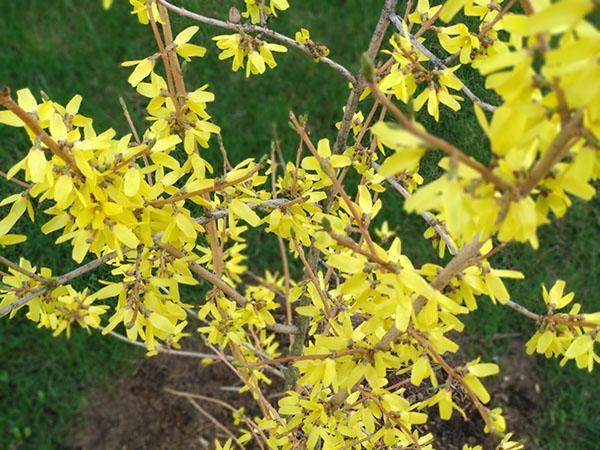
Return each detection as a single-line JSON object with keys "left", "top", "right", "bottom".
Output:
{"left": 72, "top": 353, "right": 267, "bottom": 450}
{"left": 71, "top": 339, "right": 542, "bottom": 450}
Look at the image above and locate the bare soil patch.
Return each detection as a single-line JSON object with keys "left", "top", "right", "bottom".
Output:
{"left": 72, "top": 339, "right": 542, "bottom": 449}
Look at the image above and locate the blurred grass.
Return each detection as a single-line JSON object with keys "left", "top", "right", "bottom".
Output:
{"left": 0, "top": 1, "right": 598, "bottom": 449}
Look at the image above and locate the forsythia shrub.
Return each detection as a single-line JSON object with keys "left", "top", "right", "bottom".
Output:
{"left": 1, "top": 0, "right": 599, "bottom": 448}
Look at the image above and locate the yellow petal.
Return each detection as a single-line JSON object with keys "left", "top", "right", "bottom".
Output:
{"left": 113, "top": 224, "right": 139, "bottom": 248}
{"left": 17, "top": 88, "right": 38, "bottom": 112}
{"left": 27, "top": 150, "right": 47, "bottom": 183}
{"left": 0, "top": 111, "right": 23, "bottom": 127}
{"left": 230, "top": 199, "right": 261, "bottom": 227}
{"left": 127, "top": 59, "right": 154, "bottom": 87}
{"left": 174, "top": 26, "right": 199, "bottom": 45}
{"left": 468, "top": 363, "right": 499, "bottom": 378}
{"left": 54, "top": 175, "right": 73, "bottom": 207}
{"left": 123, "top": 168, "right": 141, "bottom": 197}
{"left": 175, "top": 214, "right": 198, "bottom": 239}
{"left": 565, "top": 334, "right": 593, "bottom": 359}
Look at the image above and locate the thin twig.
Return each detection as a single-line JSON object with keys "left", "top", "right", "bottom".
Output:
{"left": 0, "top": 251, "right": 119, "bottom": 317}
{"left": 0, "top": 255, "right": 52, "bottom": 285}
{"left": 157, "top": 243, "right": 248, "bottom": 306}
{"left": 108, "top": 330, "right": 224, "bottom": 360}
{"left": 332, "top": 0, "right": 398, "bottom": 156}
{"left": 0, "top": 170, "right": 31, "bottom": 189}
{"left": 148, "top": 163, "right": 262, "bottom": 207}
{"left": 0, "top": 88, "right": 82, "bottom": 177}
{"left": 184, "top": 397, "right": 244, "bottom": 449}
{"left": 156, "top": 0, "right": 356, "bottom": 84}
{"left": 519, "top": 110, "right": 583, "bottom": 196}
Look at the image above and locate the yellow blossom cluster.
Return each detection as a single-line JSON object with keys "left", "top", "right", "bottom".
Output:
{"left": 1, "top": 0, "right": 599, "bottom": 449}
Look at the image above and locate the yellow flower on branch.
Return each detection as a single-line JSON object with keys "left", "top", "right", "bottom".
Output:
{"left": 173, "top": 26, "right": 207, "bottom": 62}
{"left": 438, "top": 24, "right": 480, "bottom": 63}
{"left": 242, "top": 0, "right": 290, "bottom": 24}
{"left": 213, "top": 33, "right": 287, "bottom": 77}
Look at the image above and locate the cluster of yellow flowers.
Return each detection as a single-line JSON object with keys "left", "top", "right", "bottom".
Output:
{"left": 213, "top": 33, "right": 288, "bottom": 77}
{"left": 1, "top": 0, "right": 599, "bottom": 448}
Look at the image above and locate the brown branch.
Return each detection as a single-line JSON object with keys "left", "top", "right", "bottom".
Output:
{"left": 329, "top": 237, "right": 484, "bottom": 408}
{"left": 0, "top": 170, "right": 31, "bottom": 189}
{"left": 410, "top": 330, "right": 493, "bottom": 432}
{"left": 504, "top": 299, "right": 598, "bottom": 329}
{"left": 146, "top": 1, "right": 179, "bottom": 110}
{"left": 157, "top": 3, "right": 188, "bottom": 104}
{"left": 290, "top": 112, "right": 380, "bottom": 260}
{"left": 361, "top": 389, "right": 423, "bottom": 449}
{"left": 519, "top": 110, "right": 584, "bottom": 196}
{"left": 183, "top": 397, "right": 244, "bottom": 449}
{"left": 479, "top": 0, "right": 518, "bottom": 37}
{"left": 148, "top": 163, "right": 262, "bottom": 207}
{"left": 156, "top": 243, "right": 248, "bottom": 306}
{"left": 0, "top": 256, "right": 52, "bottom": 285}
{"left": 0, "top": 88, "right": 82, "bottom": 177}
{"left": 156, "top": 0, "right": 356, "bottom": 84}
{"left": 369, "top": 79, "right": 518, "bottom": 194}
{"left": 246, "top": 347, "right": 366, "bottom": 369}
{"left": 329, "top": 233, "right": 399, "bottom": 273}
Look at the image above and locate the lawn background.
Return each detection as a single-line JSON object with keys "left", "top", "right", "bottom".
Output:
{"left": 0, "top": 1, "right": 599, "bottom": 449}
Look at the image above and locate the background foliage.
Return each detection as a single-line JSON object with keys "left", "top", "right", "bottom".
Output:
{"left": 0, "top": 1, "right": 598, "bottom": 449}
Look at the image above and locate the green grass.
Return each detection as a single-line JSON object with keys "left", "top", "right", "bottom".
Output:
{"left": 0, "top": 1, "right": 599, "bottom": 449}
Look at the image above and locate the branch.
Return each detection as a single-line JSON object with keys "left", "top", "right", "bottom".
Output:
{"left": 329, "top": 237, "right": 484, "bottom": 407}
{"left": 0, "top": 170, "right": 31, "bottom": 190}
{"left": 369, "top": 79, "right": 519, "bottom": 194}
{"left": 156, "top": 0, "right": 356, "bottom": 85}
{"left": 410, "top": 329, "right": 493, "bottom": 432}
{"left": 0, "top": 88, "right": 83, "bottom": 177}
{"left": 0, "top": 255, "right": 52, "bottom": 285}
{"left": 194, "top": 197, "right": 302, "bottom": 225}
{"left": 107, "top": 330, "right": 225, "bottom": 360}
{"left": 0, "top": 251, "right": 118, "bottom": 317}
{"left": 156, "top": 242, "right": 248, "bottom": 307}
{"left": 0, "top": 199, "right": 298, "bottom": 317}
{"left": 181, "top": 396, "right": 244, "bottom": 449}
{"left": 519, "top": 110, "right": 584, "bottom": 196}
{"left": 374, "top": 236, "right": 483, "bottom": 352}
{"left": 290, "top": 112, "right": 380, "bottom": 259}
{"left": 504, "top": 299, "right": 598, "bottom": 329}
{"left": 148, "top": 163, "right": 262, "bottom": 207}
{"left": 332, "top": 0, "right": 398, "bottom": 156}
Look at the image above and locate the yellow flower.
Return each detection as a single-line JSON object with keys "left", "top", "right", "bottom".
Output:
{"left": 213, "top": 34, "right": 287, "bottom": 77}
{"left": 413, "top": 86, "right": 457, "bottom": 121}
{"left": 128, "top": 0, "right": 162, "bottom": 25}
{"left": 246, "top": 42, "right": 287, "bottom": 77}
{"left": 173, "top": 26, "right": 207, "bottom": 62}
{"left": 295, "top": 27, "right": 311, "bottom": 44}
{"left": 542, "top": 280, "right": 575, "bottom": 309}
{"left": 213, "top": 34, "right": 246, "bottom": 72}
{"left": 407, "top": 0, "right": 442, "bottom": 25}
{"left": 122, "top": 58, "right": 155, "bottom": 87}
{"left": 438, "top": 24, "right": 480, "bottom": 63}
{"left": 242, "top": 0, "right": 290, "bottom": 24}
